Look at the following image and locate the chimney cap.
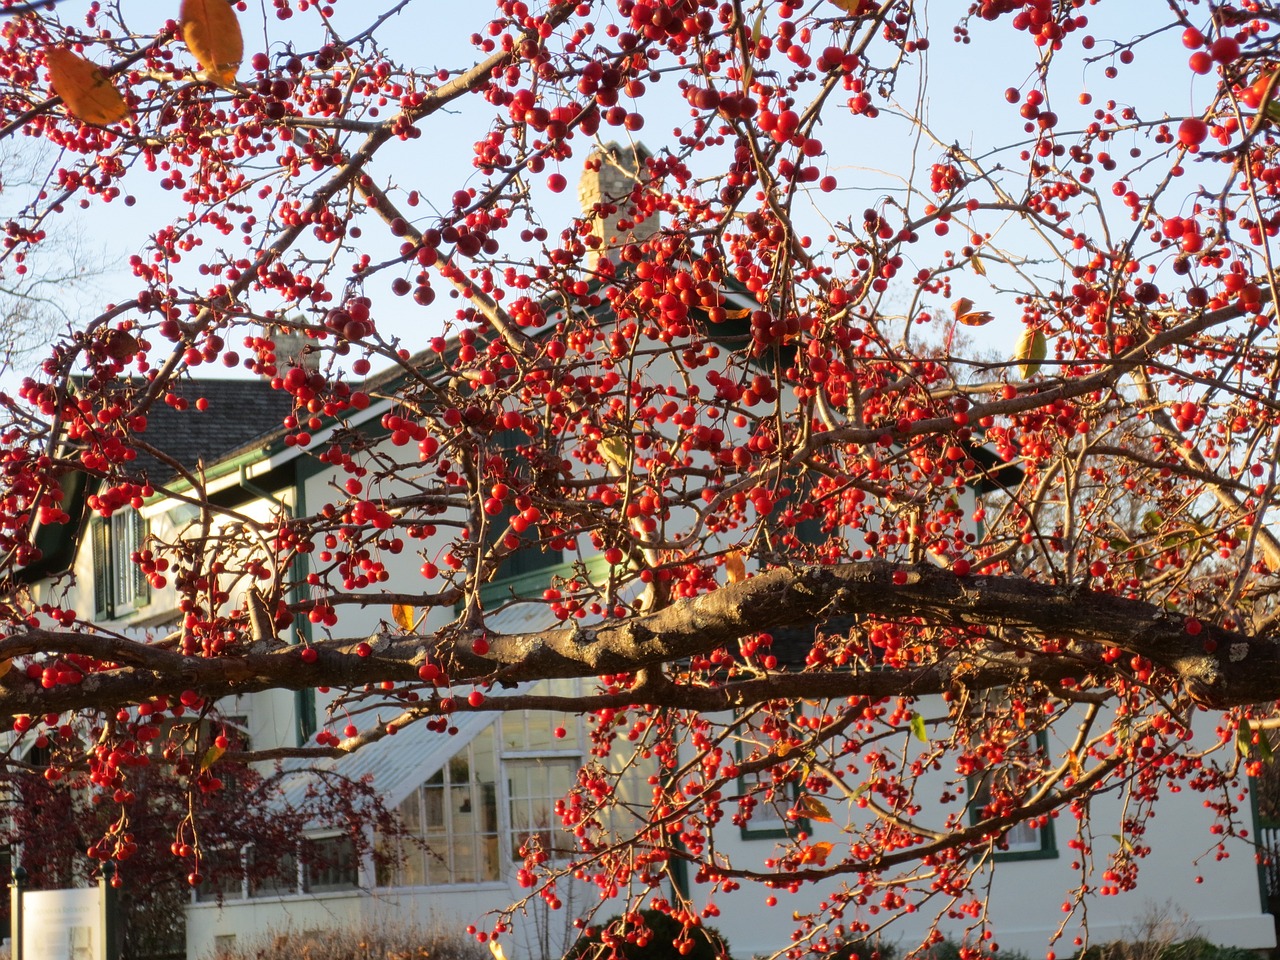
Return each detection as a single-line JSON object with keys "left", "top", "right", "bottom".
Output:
{"left": 261, "top": 322, "right": 319, "bottom": 374}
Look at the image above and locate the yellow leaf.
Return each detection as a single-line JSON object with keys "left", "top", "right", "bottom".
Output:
{"left": 723, "top": 307, "right": 752, "bottom": 320}
{"left": 0, "top": 660, "right": 12, "bottom": 680}
{"left": 45, "top": 47, "right": 128, "bottom": 125}
{"left": 1067, "top": 750, "right": 1082, "bottom": 777}
{"left": 391, "top": 603, "right": 415, "bottom": 632}
{"left": 200, "top": 743, "right": 225, "bottom": 772}
{"left": 180, "top": 0, "right": 244, "bottom": 87}
{"left": 725, "top": 551, "right": 747, "bottom": 583}
{"left": 969, "top": 255, "right": 987, "bottom": 277}
{"left": 489, "top": 941, "right": 508, "bottom": 960}
{"left": 798, "top": 840, "right": 833, "bottom": 866}
{"left": 828, "top": 0, "right": 870, "bottom": 12}
{"left": 951, "top": 297, "right": 994, "bottom": 327}
{"left": 599, "top": 436, "right": 629, "bottom": 471}
{"left": 796, "top": 795, "right": 833, "bottom": 823}
{"left": 737, "top": 10, "right": 763, "bottom": 90}
{"left": 1014, "top": 327, "right": 1048, "bottom": 379}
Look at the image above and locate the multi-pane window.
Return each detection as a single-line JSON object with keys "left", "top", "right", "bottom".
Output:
{"left": 379, "top": 728, "right": 500, "bottom": 886}
{"left": 302, "top": 835, "right": 358, "bottom": 892}
{"left": 506, "top": 757, "right": 579, "bottom": 860}
{"left": 195, "top": 846, "right": 249, "bottom": 903}
{"left": 196, "top": 836, "right": 355, "bottom": 901}
{"left": 250, "top": 847, "right": 298, "bottom": 898}
{"left": 377, "top": 681, "right": 589, "bottom": 888}
{"left": 968, "top": 729, "right": 1056, "bottom": 860}
{"left": 502, "top": 678, "right": 583, "bottom": 860}
{"left": 91, "top": 511, "right": 149, "bottom": 619}
{"left": 735, "top": 711, "right": 803, "bottom": 839}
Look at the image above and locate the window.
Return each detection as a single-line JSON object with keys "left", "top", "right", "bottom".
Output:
{"left": 302, "top": 835, "right": 358, "bottom": 892}
{"left": 196, "top": 835, "right": 352, "bottom": 901}
{"left": 506, "top": 756, "right": 579, "bottom": 860}
{"left": 501, "top": 678, "right": 584, "bottom": 860}
{"left": 246, "top": 844, "right": 297, "bottom": 898}
{"left": 478, "top": 429, "right": 561, "bottom": 593}
{"left": 378, "top": 728, "right": 500, "bottom": 887}
{"left": 376, "top": 681, "right": 589, "bottom": 889}
{"left": 967, "top": 730, "right": 1056, "bottom": 860}
{"left": 195, "top": 846, "right": 249, "bottom": 902}
{"left": 734, "top": 711, "right": 805, "bottom": 840}
{"left": 91, "top": 511, "right": 149, "bottom": 618}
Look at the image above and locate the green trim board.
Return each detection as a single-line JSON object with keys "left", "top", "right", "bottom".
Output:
{"left": 476, "top": 553, "right": 615, "bottom": 610}
{"left": 292, "top": 456, "right": 318, "bottom": 743}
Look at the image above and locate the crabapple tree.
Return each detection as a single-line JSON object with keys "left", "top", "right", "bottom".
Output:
{"left": 1, "top": 0, "right": 1280, "bottom": 954}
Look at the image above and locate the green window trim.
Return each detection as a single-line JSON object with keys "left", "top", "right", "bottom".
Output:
{"left": 966, "top": 729, "right": 1058, "bottom": 862}
{"left": 734, "top": 712, "right": 808, "bottom": 841}
{"left": 479, "top": 429, "right": 564, "bottom": 584}
{"left": 476, "top": 554, "right": 613, "bottom": 609}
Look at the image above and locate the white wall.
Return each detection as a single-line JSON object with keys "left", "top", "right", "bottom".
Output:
{"left": 678, "top": 700, "right": 1276, "bottom": 959}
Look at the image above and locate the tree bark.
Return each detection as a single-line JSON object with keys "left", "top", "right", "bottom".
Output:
{"left": 0, "top": 561, "right": 1271, "bottom": 721}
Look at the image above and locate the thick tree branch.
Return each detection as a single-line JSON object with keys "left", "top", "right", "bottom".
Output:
{"left": 1, "top": 562, "right": 1274, "bottom": 719}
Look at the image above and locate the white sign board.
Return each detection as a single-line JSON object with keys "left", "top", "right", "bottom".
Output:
{"left": 21, "top": 887, "right": 101, "bottom": 960}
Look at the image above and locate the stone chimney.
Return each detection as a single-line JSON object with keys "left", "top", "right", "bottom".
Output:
{"left": 578, "top": 141, "right": 658, "bottom": 268}
{"left": 262, "top": 322, "right": 319, "bottom": 375}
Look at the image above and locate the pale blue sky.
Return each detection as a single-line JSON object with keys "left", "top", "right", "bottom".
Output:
{"left": 2, "top": 1, "right": 1208, "bottom": 386}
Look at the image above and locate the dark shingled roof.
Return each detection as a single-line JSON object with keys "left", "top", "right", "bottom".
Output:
{"left": 93, "top": 377, "right": 294, "bottom": 483}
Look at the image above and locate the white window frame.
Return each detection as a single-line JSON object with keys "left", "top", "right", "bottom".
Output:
{"left": 377, "top": 728, "right": 503, "bottom": 889}
{"left": 498, "top": 678, "right": 587, "bottom": 864}
{"left": 301, "top": 831, "right": 359, "bottom": 893}
{"left": 92, "top": 511, "right": 149, "bottom": 619}
{"left": 502, "top": 752, "right": 583, "bottom": 862}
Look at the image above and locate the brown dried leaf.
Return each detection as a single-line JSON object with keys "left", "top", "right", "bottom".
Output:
{"left": 100, "top": 328, "right": 140, "bottom": 362}
{"left": 725, "top": 551, "right": 747, "bottom": 583}
{"left": 796, "top": 795, "right": 833, "bottom": 823}
{"left": 45, "top": 47, "right": 128, "bottom": 125}
{"left": 798, "top": 840, "right": 833, "bottom": 865}
{"left": 951, "top": 297, "right": 995, "bottom": 326}
{"left": 180, "top": 0, "right": 244, "bottom": 87}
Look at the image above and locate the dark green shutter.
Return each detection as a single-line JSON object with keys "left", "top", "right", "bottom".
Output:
{"left": 487, "top": 429, "right": 559, "bottom": 580}
{"left": 91, "top": 519, "right": 111, "bottom": 618}
{"left": 132, "top": 512, "right": 150, "bottom": 607}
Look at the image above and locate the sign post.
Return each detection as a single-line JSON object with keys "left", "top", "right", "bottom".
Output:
{"left": 11, "top": 865, "right": 25, "bottom": 960}
{"left": 97, "top": 865, "right": 118, "bottom": 960}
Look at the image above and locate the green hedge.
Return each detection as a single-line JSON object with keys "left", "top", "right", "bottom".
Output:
{"left": 566, "top": 908, "right": 732, "bottom": 960}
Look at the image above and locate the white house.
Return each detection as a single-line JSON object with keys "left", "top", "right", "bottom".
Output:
{"left": 21, "top": 147, "right": 1279, "bottom": 960}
